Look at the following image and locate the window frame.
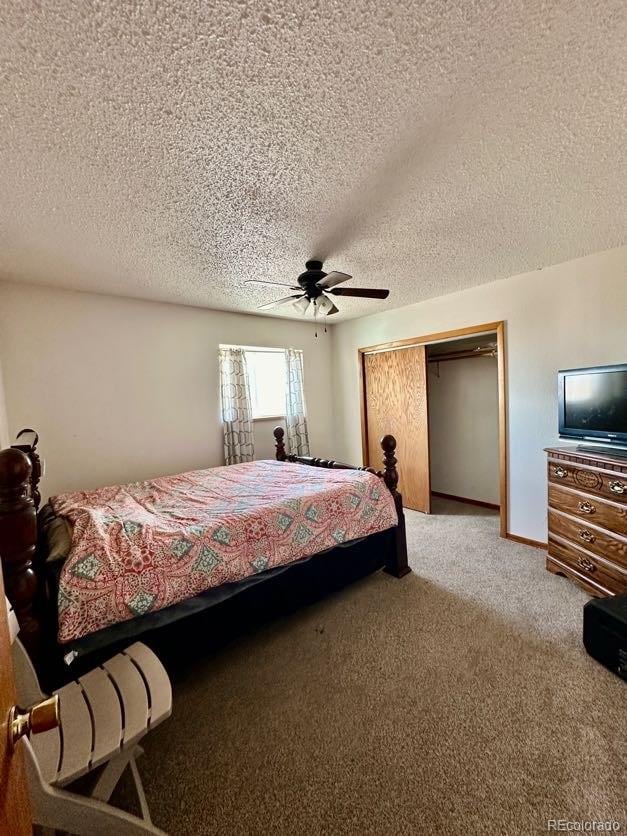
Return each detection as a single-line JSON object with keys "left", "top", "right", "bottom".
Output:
{"left": 220, "top": 345, "right": 289, "bottom": 421}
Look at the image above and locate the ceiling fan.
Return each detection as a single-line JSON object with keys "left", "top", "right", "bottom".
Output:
{"left": 244, "top": 260, "right": 390, "bottom": 318}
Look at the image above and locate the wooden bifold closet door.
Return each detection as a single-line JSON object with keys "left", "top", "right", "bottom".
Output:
{"left": 363, "top": 345, "right": 431, "bottom": 513}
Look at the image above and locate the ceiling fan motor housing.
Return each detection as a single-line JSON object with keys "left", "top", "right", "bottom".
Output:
{"left": 299, "top": 260, "right": 326, "bottom": 298}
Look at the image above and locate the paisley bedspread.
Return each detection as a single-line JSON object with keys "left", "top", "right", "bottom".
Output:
{"left": 51, "top": 460, "right": 398, "bottom": 643}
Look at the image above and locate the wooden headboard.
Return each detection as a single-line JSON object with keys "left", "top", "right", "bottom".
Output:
{"left": 0, "top": 430, "right": 42, "bottom": 653}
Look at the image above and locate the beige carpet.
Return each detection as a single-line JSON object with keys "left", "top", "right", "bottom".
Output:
{"left": 119, "top": 499, "right": 627, "bottom": 835}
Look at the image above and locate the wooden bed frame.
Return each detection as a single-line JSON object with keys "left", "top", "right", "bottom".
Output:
{"left": 0, "top": 427, "right": 409, "bottom": 669}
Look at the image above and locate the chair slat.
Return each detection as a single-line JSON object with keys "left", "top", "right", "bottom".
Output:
{"left": 30, "top": 726, "right": 62, "bottom": 784}
{"left": 78, "top": 667, "right": 123, "bottom": 769}
{"left": 123, "top": 643, "right": 172, "bottom": 727}
{"left": 53, "top": 680, "right": 94, "bottom": 784}
{"left": 102, "top": 652, "right": 150, "bottom": 747}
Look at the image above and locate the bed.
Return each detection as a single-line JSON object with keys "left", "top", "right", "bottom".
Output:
{"left": 0, "top": 427, "right": 409, "bottom": 679}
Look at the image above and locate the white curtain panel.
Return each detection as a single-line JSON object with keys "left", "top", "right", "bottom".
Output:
{"left": 219, "top": 347, "right": 255, "bottom": 465}
{"left": 284, "top": 349, "right": 310, "bottom": 456}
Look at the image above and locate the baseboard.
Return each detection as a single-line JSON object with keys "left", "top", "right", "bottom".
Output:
{"left": 431, "top": 491, "right": 500, "bottom": 511}
{"left": 506, "top": 532, "right": 548, "bottom": 550}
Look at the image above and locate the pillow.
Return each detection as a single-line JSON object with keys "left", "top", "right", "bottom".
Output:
{"left": 45, "top": 516, "right": 73, "bottom": 564}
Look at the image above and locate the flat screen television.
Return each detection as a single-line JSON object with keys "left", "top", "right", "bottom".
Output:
{"left": 558, "top": 364, "right": 627, "bottom": 449}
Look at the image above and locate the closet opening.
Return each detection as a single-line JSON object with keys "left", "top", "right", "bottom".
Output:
{"left": 358, "top": 321, "right": 507, "bottom": 538}
{"left": 427, "top": 333, "right": 500, "bottom": 525}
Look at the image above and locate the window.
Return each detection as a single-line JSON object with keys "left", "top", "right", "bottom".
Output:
{"left": 219, "top": 345, "right": 306, "bottom": 420}
{"left": 227, "top": 348, "right": 285, "bottom": 419}
{"left": 246, "top": 350, "right": 286, "bottom": 419}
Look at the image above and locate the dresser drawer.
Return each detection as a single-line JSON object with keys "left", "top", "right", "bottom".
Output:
{"left": 548, "top": 509, "right": 627, "bottom": 570}
{"left": 548, "top": 460, "right": 627, "bottom": 502}
{"left": 548, "top": 484, "right": 627, "bottom": 536}
{"left": 548, "top": 535, "right": 627, "bottom": 595}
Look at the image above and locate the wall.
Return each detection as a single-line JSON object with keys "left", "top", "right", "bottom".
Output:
{"left": 254, "top": 418, "right": 285, "bottom": 460}
{"left": 0, "top": 283, "right": 334, "bottom": 499}
{"left": 0, "top": 360, "right": 9, "bottom": 449}
{"left": 427, "top": 356, "right": 499, "bottom": 505}
{"left": 331, "top": 245, "right": 627, "bottom": 542}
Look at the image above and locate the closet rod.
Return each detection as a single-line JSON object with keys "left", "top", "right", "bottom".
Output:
{"left": 428, "top": 348, "right": 497, "bottom": 363}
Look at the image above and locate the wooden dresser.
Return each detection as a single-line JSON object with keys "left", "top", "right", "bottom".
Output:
{"left": 545, "top": 447, "right": 627, "bottom": 597}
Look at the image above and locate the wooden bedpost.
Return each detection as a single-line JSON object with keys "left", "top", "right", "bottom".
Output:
{"left": 12, "top": 428, "right": 42, "bottom": 511}
{"left": 380, "top": 435, "right": 411, "bottom": 579}
{"left": 381, "top": 435, "right": 400, "bottom": 495}
{"left": 0, "top": 447, "right": 41, "bottom": 652}
{"left": 274, "top": 426, "right": 287, "bottom": 461}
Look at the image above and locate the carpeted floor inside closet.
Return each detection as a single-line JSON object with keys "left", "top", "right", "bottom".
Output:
{"left": 116, "top": 498, "right": 627, "bottom": 835}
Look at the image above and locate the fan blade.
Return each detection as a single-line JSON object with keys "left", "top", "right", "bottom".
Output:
{"left": 245, "top": 280, "right": 301, "bottom": 290}
{"left": 328, "top": 287, "right": 389, "bottom": 299}
{"left": 317, "top": 271, "right": 352, "bottom": 289}
{"left": 326, "top": 301, "right": 340, "bottom": 315}
{"left": 313, "top": 87, "right": 472, "bottom": 260}
{"left": 257, "top": 294, "right": 303, "bottom": 310}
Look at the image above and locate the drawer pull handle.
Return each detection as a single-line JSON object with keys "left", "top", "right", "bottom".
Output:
{"left": 553, "top": 466, "right": 568, "bottom": 479}
{"left": 578, "top": 501, "right": 596, "bottom": 515}
{"left": 577, "top": 556, "right": 596, "bottom": 573}
{"left": 578, "top": 529, "right": 595, "bottom": 544}
{"left": 609, "top": 480, "right": 625, "bottom": 495}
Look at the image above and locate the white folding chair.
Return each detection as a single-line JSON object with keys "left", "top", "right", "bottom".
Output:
{"left": 6, "top": 596, "right": 172, "bottom": 835}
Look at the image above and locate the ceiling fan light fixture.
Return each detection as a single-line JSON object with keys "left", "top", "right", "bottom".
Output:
{"left": 293, "top": 296, "right": 310, "bottom": 314}
{"left": 316, "top": 294, "right": 334, "bottom": 315}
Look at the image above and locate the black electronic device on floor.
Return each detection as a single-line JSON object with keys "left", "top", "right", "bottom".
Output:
{"left": 583, "top": 594, "right": 627, "bottom": 681}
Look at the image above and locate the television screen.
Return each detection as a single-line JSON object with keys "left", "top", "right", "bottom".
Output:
{"left": 562, "top": 369, "right": 627, "bottom": 435}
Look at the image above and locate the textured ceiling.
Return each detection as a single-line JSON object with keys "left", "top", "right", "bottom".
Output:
{"left": 0, "top": 1, "right": 625, "bottom": 322}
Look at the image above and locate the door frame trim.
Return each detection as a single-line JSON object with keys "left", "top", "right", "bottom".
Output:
{"left": 358, "top": 320, "right": 508, "bottom": 538}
